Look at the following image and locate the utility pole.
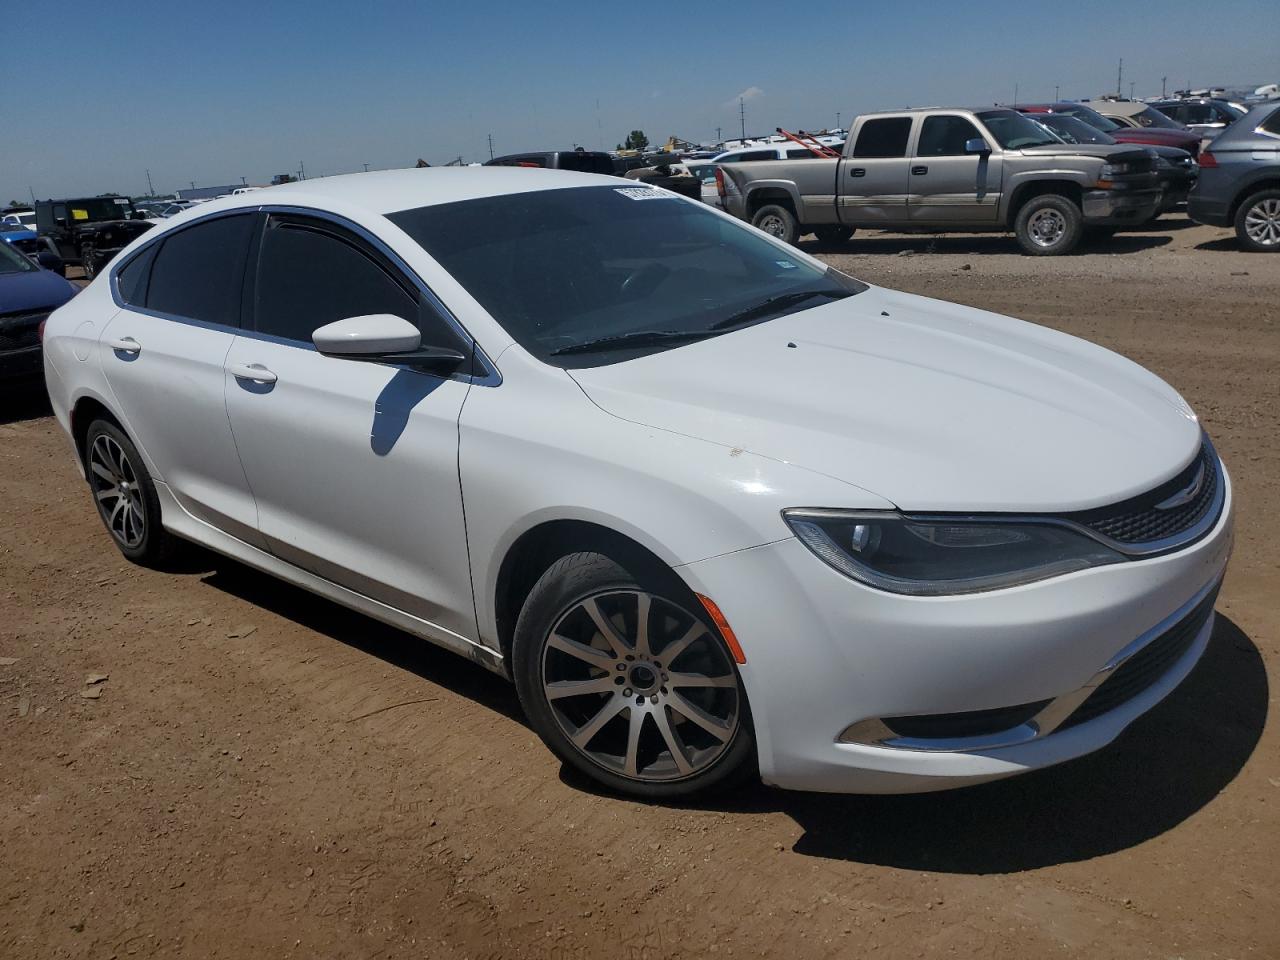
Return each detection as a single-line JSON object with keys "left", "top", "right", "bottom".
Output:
{"left": 1129, "top": 81, "right": 1135, "bottom": 99}
{"left": 1116, "top": 58, "right": 1123, "bottom": 97}
{"left": 487, "top": 133, "right": 494, "bottom": 161}
{"left": 715, "top": 126, "right": 722, "bottom": 143}
{"left": 362, "top": 163, "right": 369, "bottom": 172}
{"left": 145, "top": 169, "right": 155, "bottom": 196}
{"left": 1162, "top": 76, "right": 1168, "bottom": 97}
{"left": 190, "top": 181, "right": 196, "bottom": 190}
{"left": 29, "top": 185, "right": 36, "bottom": 203}
{"left": 836, "top": 111, "right": 841, "bottom": 130}
{"left": 240, "top": 176, "right": 247, "bottom": 186}
{"left": 300, "top": 160, "right": 306, "bottom": 181}
{"left": 1013, "top": 82, "right": 1019, "bottom": 106}
{"left": 1054, "top": 84, "right": 1060, "bottom": 101}
{"left": 739, "top": 97, "right": 746, "bottom": 141}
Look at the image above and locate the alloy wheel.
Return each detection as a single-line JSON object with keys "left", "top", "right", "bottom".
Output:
{"left": 1027, "top": 208, "right": 1067, "bottom": 248}
{"left": 540, "top": 590, "right": 741, "bottom": 782}
{"left": 1244, "top": 198, "right": 1280, "bottom": 246}
{"left": 89, "top": 434, "right": 146, "bottom": 548}
{"left": 758, "top": 214, "right": 786, "bottom": 238}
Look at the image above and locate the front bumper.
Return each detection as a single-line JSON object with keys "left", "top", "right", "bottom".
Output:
{"left": 679, "top": 468, "right": 1234, "bottom": 793}
{"left": 1082, "top": 186, "right": 1162, "bottom": 225}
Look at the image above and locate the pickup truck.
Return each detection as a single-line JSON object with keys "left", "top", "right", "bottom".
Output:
{"left": 716, "top": 107, "right": 1162, "bottom": 255}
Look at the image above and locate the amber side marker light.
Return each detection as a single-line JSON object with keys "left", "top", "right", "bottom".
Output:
{"left": 696, "top": 594, "right": 746, "bottom": 664}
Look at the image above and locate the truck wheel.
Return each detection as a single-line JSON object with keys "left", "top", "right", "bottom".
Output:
{"left": 752, "top": 204, "right": 800, "bottom": 246}
{"left": 813, "top": 225, "right": 855, "bottom": 245}
{"left": 1014, "top": 195, "right": 1082, "bottom": 256}
{"left": 1234, "top": 189, "right": 1280, "bottom": 253}
{"left": 81, "top": 247, "right": 99, "bottom": 280}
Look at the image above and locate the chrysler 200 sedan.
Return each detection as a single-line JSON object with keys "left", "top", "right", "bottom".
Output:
{"left": 43, "top": 169, "right": 1233, "bottom": 798}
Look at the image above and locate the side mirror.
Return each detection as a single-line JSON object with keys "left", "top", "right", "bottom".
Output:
{"left": 37, "top": 249, "right": 65, "bottom": 275}
{"left": 312, "top": 314, "right": 466, "bottom": 374}
{"left": 965, "top": 137, "right": 991, "bottom": 154}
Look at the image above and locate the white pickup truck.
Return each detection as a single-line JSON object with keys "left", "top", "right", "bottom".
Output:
{"left": 717, "top": 107, "right": 1163, "bottom": 255}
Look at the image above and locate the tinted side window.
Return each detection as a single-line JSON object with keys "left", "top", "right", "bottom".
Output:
{"left": 738, "top": 150, "right": 777, "bottom": 161}
{"left": 253, "top": 218, "right": 420, "bottom": 343}
{"left": 147, "top": 214, "right": 256, "bottom": 326}
{"left": 117, "top": 243, "right": 159, "bottom": 306}
{"left": 918, "top": 116, "right": 984, "bottom": 156}
{"left": 852, "top": 118, "right": 913, "bottom": 158}
{"left": 1260, "top": 110, "right": 1280, "bottom": 137}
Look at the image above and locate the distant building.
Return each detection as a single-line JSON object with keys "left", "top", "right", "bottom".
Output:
{"left": 174, "top": 184, "right": 243, "bottom": 201}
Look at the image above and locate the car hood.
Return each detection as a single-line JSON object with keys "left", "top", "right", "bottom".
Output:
{"left": 0, "top": 266, "right": 77, "bottom": 313}
{"left": 1110, "top": 128, "right": 1200, "bottom": 149}
{"left": 1017, "top": 143, "right": 1145, "bottom": 161}
{"left": 567, "top": 287, "right": 1202, "bottom": 512}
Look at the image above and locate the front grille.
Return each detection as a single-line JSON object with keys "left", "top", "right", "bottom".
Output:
{"left": 1064, "top": 441, "right": 1220, "bottom": 548}
{"left": 1060, "top": 583, "right": 1219, "bottom": 730}
{"left": 0, "top": 311, "right": 46, "bottom": 353}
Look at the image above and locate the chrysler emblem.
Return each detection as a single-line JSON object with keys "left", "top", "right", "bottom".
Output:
{"left": 1154, "top": 463, "right": 1206, "bottom": 511}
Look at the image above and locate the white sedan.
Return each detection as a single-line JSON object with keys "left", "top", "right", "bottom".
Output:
{"left": 42, "top": 169, "right": 1232, "bottom": 798}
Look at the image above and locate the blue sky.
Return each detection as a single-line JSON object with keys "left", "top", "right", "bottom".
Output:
{"left": 3, "top": 0, "right": 1277, "bottom": 202}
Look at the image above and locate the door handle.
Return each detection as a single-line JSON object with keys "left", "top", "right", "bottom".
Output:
{"left": 227, "top": 362, "right": 278, "bottom": 384}
{"left": 107, "top": 336, "right": 141, "bottom": 355}
{"left": 849, "top": 167, "right": 866, "bottom": 177}
{"left": 911, "top": 165, "right": 929, "bottom": 176}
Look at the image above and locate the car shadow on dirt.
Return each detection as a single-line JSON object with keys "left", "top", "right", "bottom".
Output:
{"left": 799, "top": 233, "right": 1174, "bottom": 256}
{"left": 0, "top": 381, "right": 52, "bottom": 424}
{"left": 772, "top": 614, "right": 1267, "bottom": 873}
{"left": 197, "top": 556, "right": 526, "bottom": 725}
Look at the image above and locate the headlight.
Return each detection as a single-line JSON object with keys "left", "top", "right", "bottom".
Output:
{"left": 1100, "top": 162, "right": 1134, "bottom": 177}
{"left": 783, "top": 510, "right": 1124, "bottom": 596}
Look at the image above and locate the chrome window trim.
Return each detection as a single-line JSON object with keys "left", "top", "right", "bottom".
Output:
{"left": 108, "top": 204, "right": 502, "bottom": 387}
{"left": 838, "top": 574, "right": 1221, "bottom": 752}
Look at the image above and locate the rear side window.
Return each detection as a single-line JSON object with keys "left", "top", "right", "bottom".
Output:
{"left": 852, "top": 118, "right": 913, "bottom": 158}
{"left": 146, "top": 214, "right": 256, "bottom": 326}
{"left": 117, "top": 243, "right": 159, "bottom": 306}
{"left": 918, "top": 115, "right": 984, "bottom": 156}
{"left": 557, "top": 153, "right": 616, "bottom": 175}
{"left": 739, "top": 150, "right": 777, "bottom": 161}
{"left": 1260, "top": 110, "right": 1280, "bottom": 138}
{"left": 252, "top": 217, "right": 420, "bottom": 343}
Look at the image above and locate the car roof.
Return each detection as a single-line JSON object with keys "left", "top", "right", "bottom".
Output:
{"left": 857, "top": 106, "right": 1000, "bottom": 119}
{"left": 170, "top": 167, "right": 622, "bottom": 218}
{"left": 1083, "top": 100, "right": 1149, "bottom": 116}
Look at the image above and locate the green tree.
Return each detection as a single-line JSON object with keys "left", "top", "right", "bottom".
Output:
{"left": 624, "top": 130, "right": 649, "bottom": 151}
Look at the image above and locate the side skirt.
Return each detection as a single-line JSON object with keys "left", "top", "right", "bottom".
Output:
{"left": 152, "top": 481, "right": 509, "bottom": 678}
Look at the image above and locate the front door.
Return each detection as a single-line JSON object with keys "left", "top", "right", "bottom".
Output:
{"left": 98, "top": 212, "right": 264, "bottom": 547}
{"left": 838, "top": 116, "right": 914, "bottom": 225}
{"left": 908, "top": 114, "right": 1003, "bottom": 222}
{"left": 222, "top": 212, "right": 479, "bottom": 643}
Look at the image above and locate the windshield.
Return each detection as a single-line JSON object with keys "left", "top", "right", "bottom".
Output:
{"left": 1056, "top": 105, "right": 1121, "bottom": 132}
{"left": 1131, "top": 106, "right": 1184, "bottom": 130}
{"left": 389, "top": 185, "right": 865, "bottom": 367}
{"left": 0, "top": 239, "right": 37, "bottom": 274}
{"left": 1037, "top": 115, "right": 1115, "bottom": 145}
{"left": 65, "top": 197, "right": 137, "bottom": 222}
{"left": 976, "top": 110, "right": 1060, "bottom": 149}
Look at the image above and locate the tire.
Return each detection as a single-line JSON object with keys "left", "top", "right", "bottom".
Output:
{"left": 1234, "top": 189, "right": 1280, "bottom": 253}
{"left": 1013, "top": 194, "right": 1083, "bottom": 256}
{"left": 751, "top": 203, "right": 800, "bottom": 246}
{"left": 813, "top": 225, "right": 855, "bottom": 245}
{"left": 80, "top": 246, "right": 99, "bottom": 280}
{"left": 512, "top": 551, "right": 756, "bottom": 799}
{"left": 84, "top": 419, "right": 180, "bottom": 567}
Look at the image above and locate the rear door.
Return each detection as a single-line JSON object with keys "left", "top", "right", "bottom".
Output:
{"left": 908, "top": 114, "right": 1003, "bottom": 222}
{"left": 98, "top": 212, "right": 264, "bottom": 546}
{"left": 837, "top": 116, "right": 913, "bottom": 224}
{"left": 222, "top": 211, "right": 479, "bottom": 642}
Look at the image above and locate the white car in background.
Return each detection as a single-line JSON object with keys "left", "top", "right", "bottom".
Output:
{"left": 42, "top": 169, "right": 1232, "bottom": 798}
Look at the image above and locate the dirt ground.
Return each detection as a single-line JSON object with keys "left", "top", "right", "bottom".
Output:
{"left": 2, "top": 219, "right": 1277, "bottom": 960}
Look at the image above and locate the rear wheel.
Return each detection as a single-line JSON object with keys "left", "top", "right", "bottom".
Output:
{"left": 512, "top": 551, "right": 755, "bottom": 799}
{"left": 751, "top": 203, "right": 800, "bottom": 246}
{"left": 813, "top": 225, "right": 855, "bottom": 245}
{"left": 84, "top": 419, "right": 179, "bottom": 566}
{"left": 80, "top": 245, "right": 99, "bottom": 280}
{"left": 1235, "top": 190, "right": 1280, "bottom": 252}
{"left": 1013, "top": 195, "right": 1082, "bottom": 256}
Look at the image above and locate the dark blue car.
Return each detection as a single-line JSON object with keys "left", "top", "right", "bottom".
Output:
{"left": 0, "top": 239, "right": 78, "bottom": 379}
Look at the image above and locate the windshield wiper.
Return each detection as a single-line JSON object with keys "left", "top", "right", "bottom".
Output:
{"left": 550, "top": 328, "right": 719, "bottom": 356}
{"left": 709, "top": 289, "right": 846, "bottom": 331}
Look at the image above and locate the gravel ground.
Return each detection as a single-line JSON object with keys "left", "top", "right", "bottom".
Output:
{"left": 1, "top": 219, "right": 1276, "bottom": 959}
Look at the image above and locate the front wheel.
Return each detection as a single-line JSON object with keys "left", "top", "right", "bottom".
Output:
{"left": 512, "top": 552, "right": 756, "bottom": 799}
{"left": 1235, "top": 189, "right": 1280, "bottom": 252}
{"left": 813, "top": 225, "right": 855, "bottom": 245}
{"left": 751, "top": 203, "right": 800, "bottom": 246}
{"left": 1014, "top": 195, "right": 1082, "bottom": 256}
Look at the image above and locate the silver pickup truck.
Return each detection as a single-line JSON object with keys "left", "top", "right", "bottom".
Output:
{"left": 717, "top": 107, "right": 1163, "bottom": 255}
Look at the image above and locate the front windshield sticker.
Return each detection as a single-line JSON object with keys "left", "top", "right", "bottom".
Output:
{"left": 775, "top": 260, "right": 798, "bottom": 269}
{"left": 71, "top": 209, "right": 88, "bottom": 220}
{"left": 614, "top": 187, "right": 676, "bottom": 201}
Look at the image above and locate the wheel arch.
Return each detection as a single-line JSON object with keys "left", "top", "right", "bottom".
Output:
{"left": 70, "top": 394, "right": 125, "bottom": 473}
{"left": 1006, "top": 179, "right": 1083, "bottom": 226}
{"left": 1229, "top": 177, "right": 1280, "bottom": 223}
{"left": 745, "top": 185, "right": 801, "bottom": 222}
